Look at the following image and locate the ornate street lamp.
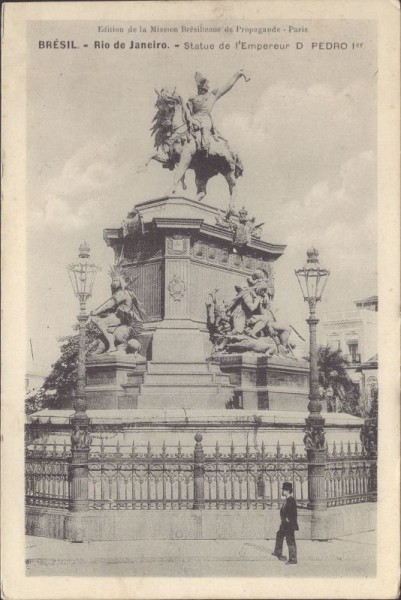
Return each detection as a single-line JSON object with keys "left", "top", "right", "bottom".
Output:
{"left": 295, "top": 247, "right": 330, "bottom": 511}
{"left": 67, "top": 241, "right": 100, "bottom": 419}
{"left": 67, "top": 242, "right": 100, "bottom": 519}
{"left": 67, "top": 242, "right": 100, "bottom": 517}
{"left": 67, "top": 242, "right": 100, "bottom": 420}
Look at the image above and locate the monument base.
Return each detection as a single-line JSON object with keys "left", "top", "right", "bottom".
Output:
{"left": 82, "top": 351, "right": 314, "bottom": 413}
{"left": 28, "top": 408, "right": 364, "bottom": 448}
{"left": 150, "top": 320, "right": 210, "bottom": 363}
{"left": 134, "top": 360, "right": 234, "bottom": 410}
{"left": 216, "top": 354, "right": 320, "bottom": 412}
{"left": 85, "top": 353, "right": 147, "bottom": 410}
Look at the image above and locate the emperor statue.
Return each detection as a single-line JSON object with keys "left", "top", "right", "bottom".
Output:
{"left": 188, "top": 70, "right": 248, "bottom": 154}
{"left": 140, "top": 70, "right": 250, "bottom": 206}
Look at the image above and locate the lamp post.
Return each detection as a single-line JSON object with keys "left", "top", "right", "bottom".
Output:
{"left": 67, "top": 242, "right": 100, "bottom": 515}
{"left": 295, "top": 247, "right": 330, "bottom": 511}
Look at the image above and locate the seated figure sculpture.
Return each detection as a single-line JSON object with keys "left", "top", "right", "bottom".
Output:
{"left": 87, "top": 264, "right": 146, "bottom": 356}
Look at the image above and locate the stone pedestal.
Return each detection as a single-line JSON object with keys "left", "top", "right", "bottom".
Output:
{"left": 104, "top": 196, "right": 285, "bottom": 368}
{"left": 99, "top": 196, "right": 287, "bottom": 411}
{"left": 85, "top": 353, "right": 147, "bottom": 410}
{"left": 217, "top": 354, "right": 319, "bottom": 412}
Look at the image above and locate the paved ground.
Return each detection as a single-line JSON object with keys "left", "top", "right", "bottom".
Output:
{"left": 26, "top": 531, "right": 376, "bottom": 577}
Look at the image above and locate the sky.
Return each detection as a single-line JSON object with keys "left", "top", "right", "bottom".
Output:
{"left": 26, "top": 18, "right": 377, "bottom": 373}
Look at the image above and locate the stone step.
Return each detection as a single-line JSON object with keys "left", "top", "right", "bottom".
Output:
{"left": 142, "top": 372, "right": 232, "bottom": 386}
{"left": 146, "top": 362, "right": 219, "bottom": 374}
{"left": 136, "top": 393, "right": 232, "bottom": 410}
{"left": 139, "top": 383, "right": 233, "bottom": 396}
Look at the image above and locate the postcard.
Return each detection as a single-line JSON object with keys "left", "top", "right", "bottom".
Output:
{"left": 2, "top": 1, "right": 399, "bottom": 598}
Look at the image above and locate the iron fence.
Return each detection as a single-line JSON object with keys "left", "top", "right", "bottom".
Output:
{"left": 25, "top": 441, "right": 71, "bottom": 508}
{"left": 25, "top": 435, "right": 377, "bottom": 511}
{"left": 88, "top": 440, "right": 194, "bottom": 510}
{"left": 87, "top": 439, "right": 308, "bottom": 510}
{"left": 203, "top": 442, "right": 308, "bottom": 510}
{"left": 325, "top": 441, "right": 376, "bottom": 506}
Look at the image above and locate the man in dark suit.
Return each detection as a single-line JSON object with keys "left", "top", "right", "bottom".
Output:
{"left": 272, "top": 481, "right": 298, "bottom": 565}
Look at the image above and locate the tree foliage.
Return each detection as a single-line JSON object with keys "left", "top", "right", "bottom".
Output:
{"left": 26, "top": 322, "right": 98, "bottom": 414}
{"left": 317, "top": 345, "right": 362, "bottom": 417}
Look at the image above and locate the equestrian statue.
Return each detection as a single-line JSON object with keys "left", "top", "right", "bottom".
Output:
{"left": 139, "top": 70, "right": 250, "bottom": 206}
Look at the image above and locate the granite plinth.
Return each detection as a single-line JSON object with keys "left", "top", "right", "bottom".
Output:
{"left": 132, "top": 360, "right": 234, "bottom": 409}
{"left": 216, "top": 354, "right": 322, "bottom": 412}
{"left": 84, "top": 353, "right": 147, "bottom": 410}
{"left": 27, "top": 409, "right": 364, "bottom": 449}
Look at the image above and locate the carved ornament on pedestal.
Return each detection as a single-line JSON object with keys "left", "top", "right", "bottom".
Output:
{"left": 122, "top": 209, "right": 144, "bottom": 239}
{"left": 215, "top": 206, "right": 264, "bottom": 250}
{"left": 166, "top": 235, "right": 189, "bottom": 256}
{"left": 168, "top": 274, "right": 186, "bottom": 301}
{"left": 191, "top": 239, "right": 271, "bottom": 273}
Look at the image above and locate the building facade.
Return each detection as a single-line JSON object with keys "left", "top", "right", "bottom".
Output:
{"left": 321, "top": 296, "right": 378, "bottom": 412}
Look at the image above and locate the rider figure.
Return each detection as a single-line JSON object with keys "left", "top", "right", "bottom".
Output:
{"left": 188, "top": 70, "right": 249, "bottom": 153}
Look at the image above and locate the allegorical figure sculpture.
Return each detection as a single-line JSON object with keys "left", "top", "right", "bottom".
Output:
{"left": 140, "top": 70, "right": 250, "bottom": 205}
{"left": 87, "top": 263, "right": 146, "bottom": 357}
{"left": 206, "top": 268, "right": 305, "bottom": 358}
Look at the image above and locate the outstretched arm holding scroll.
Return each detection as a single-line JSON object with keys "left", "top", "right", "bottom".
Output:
{"left": 214, "top": 70, "right": 250, "bottom": 100}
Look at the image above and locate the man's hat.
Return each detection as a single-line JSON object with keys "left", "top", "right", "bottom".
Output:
{"left": 282, "top": 482, "right": 293, "bottom": 492}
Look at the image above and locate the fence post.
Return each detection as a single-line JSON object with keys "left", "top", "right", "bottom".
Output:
{"left": 306, "top": 447, "right": 327, "bottom": 511}
{"left": 304, "top": 407, "right": 328, "bottom": 539}
{"left": 69, "top": 416, "right": 91, "bottom": 513}
{"left": 193, "top": 433, "right": 205, "bottom": 509}
{"left": 66, "top": 413, "right": 91, "bottom": 542}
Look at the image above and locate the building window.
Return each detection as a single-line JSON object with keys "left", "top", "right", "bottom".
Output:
{"left": 347, "top": 342, "right": 360, "bottom": 363}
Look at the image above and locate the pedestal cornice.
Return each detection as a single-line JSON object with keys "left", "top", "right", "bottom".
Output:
{"left": 103, "top": 196, "right": 286, "bottom": 263}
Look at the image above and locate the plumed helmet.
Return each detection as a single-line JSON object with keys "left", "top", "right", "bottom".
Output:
{"left": 195, "top": 72, "right": 209, "bottom": 91}
{"left": 109, "top": 263, "right": 126, "bottom": 290}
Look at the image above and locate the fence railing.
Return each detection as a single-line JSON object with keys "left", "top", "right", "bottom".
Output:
{"left": 25, "top": 435, "right": 377, "bottom": 511}
{"left": 203, "top": 442, "right": 308, "bottom": 510}
{"left": 325, "top": 441, "right": 376, "bottom": 506}
{"left": 25, "top": 442, "right": 71, "bottom": 508}
{"left": 88, "top": 441, "right": 194, "bottom": 510}
{"left": 87, "top": 440, "right": 308, "bottom": 511}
